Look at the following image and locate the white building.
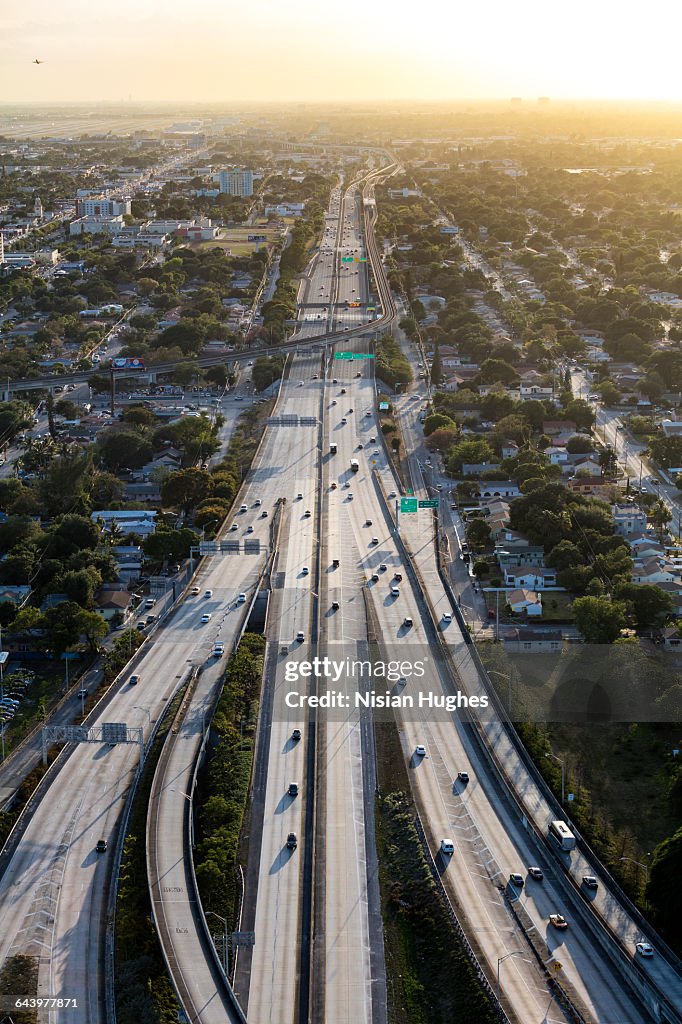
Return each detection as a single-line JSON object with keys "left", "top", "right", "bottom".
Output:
{"left": 75, "top": 196, "right": 131, "bottom": 217}
{"left": 218, "top": 169, "right": 253, "bottom": 196}
{"left": 70, "top": 215, "right": 124, "bottom": 236}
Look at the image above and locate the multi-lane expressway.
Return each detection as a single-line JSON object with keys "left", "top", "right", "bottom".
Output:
{"left": 0, "top": 162, "right": 681, "bottom": 1024}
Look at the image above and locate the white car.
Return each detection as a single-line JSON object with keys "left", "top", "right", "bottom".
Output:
{"left": 301, "top": 566, "right": 309, "bottom": 575}
{"left": 200, "top": 613, "right": 211, "bottom": 623}
{"left": 636, "top": 942, "right": 654, "bottom": 958}
{"left": 204, "top": 589, "right": 213, "bottom": 598}
{"left": 415, "top": 744, "right": 426, "bottom": 757}
{"left": 442, "top": 611, "right": 452, "bottom": 623}
{"left": 237, "top": 593, "right": 246, "bottom": 603}
{"left": 213, "top": 643, "right": 225, "bottom": 657}
{"left": 441, "top": 840, "right": 454, "bottom": 856}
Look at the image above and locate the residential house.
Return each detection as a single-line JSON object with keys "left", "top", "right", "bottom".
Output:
{"left": 661, "top": 419, "right": 682, "bottom": 437}
{"left": 472, "top": 481, "right": 521, "bottom": 499}
{"left": 112, "top": 545, "right": 144, "bottom": 581}
{"left": 656, "top": 581, "right": 682, "bottom": 616}
{"left": 95, "top": 588, "right": 133, "bottom": 621}
{"left": 501, "top": 441, "right": 519, "bottom": 460}
{"left": 92, "top": 510, "right": 157, "bottom": 538}
{"left": 503, "top": 566, "right": 558, "bottom": 590}
{"left": 613, "top": 504, "right": 648, "bottom": 537}
{"left": 520, "top": 384, "right": 555, "bottom": 400}
{"left": 462, "top": 462, "right": 501, "bottom": 477}
{"left": 125, "top": 481, "right": 162, "bottom": 503}
{"left": 503, "top": 627, "right": 563, "bottom": 652}
{"left": 571, "top": 456, "right": 602, "bottom": 478}
{"left": 544, "top": 446, "right": 569, "bottom": 467}
{"left": 660, "top": 625, "right": 682, "bottom": 649}
{"left": 566, "top": 478, "right": 617, "bottom": 500}
{"left": 543, "top": 420, "right": 576, "bottom": 437}
{"left": 506, "top": 589, "right": 543, "bottom": 616}
{"left": 496, "top": 539, "right": 545, "bottom": 567}
{"left": 631, "top": 558, "right": 678, "bottom": 585}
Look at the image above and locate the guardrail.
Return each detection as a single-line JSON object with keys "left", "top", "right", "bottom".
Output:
{"left": 106, "top": 664, "right": 196, "bottom": 1024}
{"left": 413, "top": 811, "right": 514, "bottom": 1024}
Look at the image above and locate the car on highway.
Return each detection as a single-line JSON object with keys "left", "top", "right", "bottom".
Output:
{"left": 296, "top": 630, "right": 305, "bottom": 642}
{"left": 286, "top": 832, "right": 298, "bottom": 850}
{"left": 415, "top": 744, "right": 426, "bottom": 757}
{"left": 369, "top": 436, "right": 376, "bottom": 443}
{"left": 394, "top": 572, "right": 403, "bottom": 582}
{"left": 388, "top": 490, "right": 396, "bottom": 498}
{"left": 144, "top": 598, "right": 156, "bottom": 609}
{"left": 582, "top": 875, "right": 599, "bottom": 890}
{"left": 200, "top": 613, "right": 211, "bottom": 623}
{"left": 204, "top": 589, "right": 213, "bottom": 598}
{"left": 129, "top": 674, "right": 140, "bottom": 686}
{"left": 96, "top": 839, "right": 108, "bottom": 853}
{"left": 230, "top": 521, "right": 238, "bottom": 531}
{"left": 246, "top": 524, "right": 254, "bottom": 533}
{"left": 237, "top": 593, "right": 246, "bottom": 603}
{"left": 549, "top": 914, "right": 568, "bottom": 929}
{"left": 254, "top": 498, "right": 262, "bottom": 507}
{"left": 371, "top": 536, "right": 379, "bottom": 545}
{"left": 296, "top": 492, "right": 303, "bottom": 500}
{"left": 240, "top": 504, "right": 248, "bottom": 513}
{"left": 457, "top": 771, "right": 470, "bottom": 783}
{"left": 261, "top": 509, "right": 268, "bottom": 517}
{"left": 528, "top": 866, "right": 544, "bottom": 881}
{"left": 292, "top": 729, "right": 302, "bottom": 742}
{"left": 191, "top": 586, "right": 200, "bottom": 596}
{"left": 509, "top": 873, "right": 524, "bottom": 888}
{"left": 331, "top": 601, "right": 340, "bottom": 610}
{"left": 213, "top": 643, "right": 225, "bottom": 657}
{"left": 304, "top": 509, "right": 311, "bottom": 517}
{"left": 442, "top": 611, "right": 453, "bottom": 623}
{"left": 288, "top": 783, "right": 299, "bottom": 797}
{"left": 390, "top": 586, "right": 400, "bottom": 597}
{"left": 636, "top": 942, "right": 654, "bottom": 957}
{"left": 440, "top": 840, "right": 455, "bottom": 856}
{"left": 403, "top": 617, "right": 413, "bottom": 628}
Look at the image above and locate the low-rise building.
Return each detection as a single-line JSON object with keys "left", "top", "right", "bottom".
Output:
{"left": 503, "top": 565, "right": 558, "bottom": 589}
{"left": 613, "top": 504, "right": 648, "bottom": 536}
{"left": 503, "top": 627, "right": 563, "bottom": 652}
{"left": 506, "top": 589, "right": 543, "bottom": 616}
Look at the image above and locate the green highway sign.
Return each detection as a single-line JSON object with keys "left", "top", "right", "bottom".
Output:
{"left": 334, "top": 352, "right": 374, "bottom": 360}
{"left": 419, "top": 499, "right": 439, "bottom": 509}
{"left": 342, "top": 256, "right": 354, "bottom": 262}
{"left": 400, "top": 497, "right": 418, "bottom": 513}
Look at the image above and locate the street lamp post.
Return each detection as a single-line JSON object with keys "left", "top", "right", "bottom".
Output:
{"left": 545, "top": 750, "right": 565, "bottom": 804}
{"left": 206, "top": 910, "right": 229, "bottom": 976}
{"left": 619, "top": 856, "right": 650, "bottom": 911}
{"left": 497, "top": 950, "right": 526, "bottom": 1004}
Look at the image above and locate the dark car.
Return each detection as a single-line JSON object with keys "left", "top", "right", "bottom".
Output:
{"left": 96, "top": 839, "right": 108, "bottom": 853}
{"left": 288, "top": 783, "right": 299, "bottom": 797}
{"left": 286, "top": 832, "right": 298, "bottom": 849}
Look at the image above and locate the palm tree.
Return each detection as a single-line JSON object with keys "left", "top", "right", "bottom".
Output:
{"left": 650, "top": 498, "right": 672, "bottom": 541}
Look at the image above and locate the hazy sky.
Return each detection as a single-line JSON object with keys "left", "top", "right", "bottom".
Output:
{"left": 2, "top": 0, "right": 682, "bottom": 104}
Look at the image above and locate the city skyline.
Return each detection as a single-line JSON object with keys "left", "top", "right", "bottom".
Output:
{"left": 2, "top": 0, "right": 682, "bottom": 104}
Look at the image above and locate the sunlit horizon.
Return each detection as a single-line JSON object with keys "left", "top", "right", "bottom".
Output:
{"left": 2, "top": 0, "right": 682, "bottom": 105}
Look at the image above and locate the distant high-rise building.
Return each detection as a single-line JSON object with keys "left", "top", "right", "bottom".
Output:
{"left": 218, "top": 169, "right": 253, "bottom": 197}
{"left": 34, "top": 196, "right": 43, "bottom": 219}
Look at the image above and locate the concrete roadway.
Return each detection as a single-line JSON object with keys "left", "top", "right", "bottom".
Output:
{"left": 322, "top": 356, "right": 376, "bottom": 1024}
{"left": 0, "top": 370, "right": 295, "bottom": 1022}
{"left": 378, "top": 430, "right": 665, "bottom": 1014}
{"left": 246, "top": 350, "right": 322, "bottom": 1024}
{"left": 327, "top": 359, "right": 572, "bottom": 1023}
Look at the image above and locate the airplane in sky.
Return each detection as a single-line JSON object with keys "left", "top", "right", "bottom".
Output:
{"left": 32, "top": 59, "right": 44, "bottom": 65}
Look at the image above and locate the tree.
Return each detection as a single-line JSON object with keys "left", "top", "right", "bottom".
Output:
{"left": 206, "top": 364, "right": 228, "bottom": 388}
{"left": 194, "top": 504, "right": 229, "bottom": 529}
{"left": 161, "top": 468, "right": 213, "bottom": 516}
{"left": 650, "top": 498, "right": 672, "bottom": 540}
{"left": 54, "top": 399, "right": 79, "bottom": 420}
{"left": 446, "top": 438, "right": 495, "bottom": 474}
{"left": 43, "top": 601, "right": 108, "bottom": 655}
{"left": 466, "top": 518, "right": 491, "bottom": 549}
{"left": 97, "top": 428, "right": 153, "bottom": 473}
{"left": 648, "top": 826, "right": 682, "bottom": 948}
{"left": 122, "top": 406, "right": 157, "bottom": 427}
{"left": 649, "top": 435, "right": 682, "bottom": 470}
{"left": 0, "top": 401, "right": 32, "bottom": 442}
{"left": 565, "top": 435, "right": 594, "bottom": 454}
{"left": 476, "top": 358, "right": 519, "bottom": 386}
{"left": 425, "top": 427, "right": 458, "bottom": 454}
{"left": 573, "top": 596, "right": 628, "bottom": 643}
{"left": 60, "top": 567, "right": 103, "bottom": 608}
{"left": 563, "top": 399, "right": 596, "bottom": 430}
{"left": 51, "top": 514, "right": 100, "bottom": 555}
{"left": 423, "top": 413, "right": 457, "bottom": 436}
{"left": 597, "top": 380, "right": 621, "bottom": 405}
{"left": 143, "top": 525, "right": 199, "bottom": 562}
{"left": 614, "top": 583, "right": 673, "bottom": 628}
